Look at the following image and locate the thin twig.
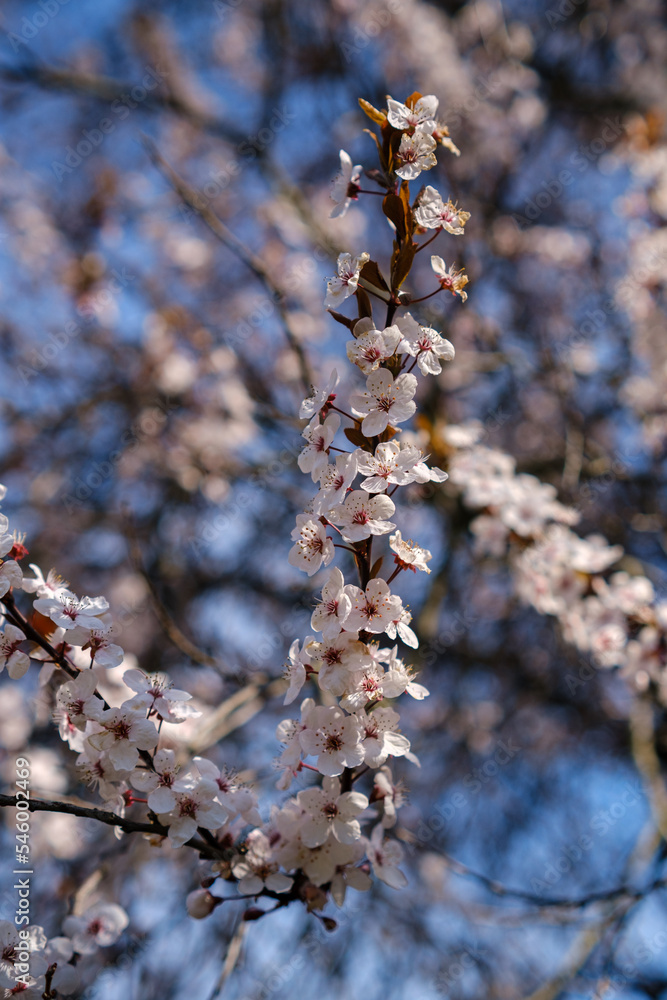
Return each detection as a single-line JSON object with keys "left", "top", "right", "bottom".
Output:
{"left": 140, "top": 135, "right": 312, "bottom": 393}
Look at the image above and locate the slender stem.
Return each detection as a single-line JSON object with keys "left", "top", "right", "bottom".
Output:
{"left": 357, "top": 189, "right": 386, "bottom": 196}
{"left": 329, "top": 404, "right": 357, "bottom": 421}
{"left": 334, "top": 544, "right": 357, "bottom": 554}
{"left": 386, "top": 565, "right": 403, "bottom": 586}
{"left": 415, "top": 230, "right": 441, "bottom": 252}
{"left": 409, "top": 287, "right": 442, "bottom": 304}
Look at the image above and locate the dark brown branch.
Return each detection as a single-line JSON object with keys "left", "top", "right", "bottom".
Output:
{"left": 0, "top": 793, "right": 223, "bottom": 859}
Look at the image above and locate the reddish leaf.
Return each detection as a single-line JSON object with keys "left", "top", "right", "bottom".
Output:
{"left": 391, "top": 240, "right": 417, "bottom": 290}
{"left": 400, "top": 180, "right": 414, "bottom": 238}
{"left": 383, "top": 193, "right": 407, "bottom": 241}
{"left": 327, "top": 309, "right": 356, "bottom": 330}
{"left": 369, "top": 557, "right": 384, "bottom": 580}
{"left": 356, "top": 287, "right": 373, "bottom": 321}
{"left": 344, "top": 427, "right": 373, "bottom": 451}
{"left": 377, "top": 424, "right": 399, "bottom": 443}
{"left": 359, "top": 259, "right": 390, "bottom": 293}
{"left": 363, "top": 129, "right": 386, "bottom": 171}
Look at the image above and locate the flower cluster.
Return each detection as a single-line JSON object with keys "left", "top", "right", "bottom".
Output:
{"left": 0, "top": 904, "right": 128, "bottom": 997}
{"left": 278, "top": 91, "right": 471, "bottom": 904}
{"left": 0, "top": 92, "right": 468, "bottom": 947}
{"left": 445, "top": 427, "right": 667, "bottom": 695}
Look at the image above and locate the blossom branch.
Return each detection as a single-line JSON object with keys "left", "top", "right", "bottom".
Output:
{"left": 0, "top": 793, "right": 222, "bottom": 859}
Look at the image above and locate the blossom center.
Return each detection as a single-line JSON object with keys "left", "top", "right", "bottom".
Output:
{"left": 107, "top": 720, "right": 131, "bottom": 741}
{"left": 179, "top": 797, "right": 198, "bottom": 819}
{"left": 376, "top": 394, "right": 395, "bottom": 413}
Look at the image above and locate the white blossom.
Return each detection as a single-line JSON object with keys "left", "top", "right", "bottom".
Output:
{"left": 383, "top": 647, "right": 429, "bottom": 700}
{"left": 158, "top": 776, "right": 228, "bottom": 848}
{"left": 350, "top": 369, "right": 417, "bottom": 436}
{"left": 372, "top": 766, "right": 406, "bottom": 828}
{"left": 309, "top": 632, "right": 370, "bottom": 696}
{"left": 56, "top": 670, "right": 103, "bottom": 733}
{"left": 364, "top": 825, "right": 408, "bottom": 888}
{"left": 431, "top": 255, "right": 469, "bottom": 301}
{"left": 186, "top": 889, "right": 220, "bottom": 920}
{"left": 0, "top": 559, "right": 22, "bottom": 598}
{"left": 324, "top": 252, "right": 370, "bottom": 309}
{"left": 311, "top": 452, "right": 358, "bottom": 515}
{"left": 389, "top": 530, "right": 432, "bottom": 574}
{"left": 288, "top": 515, "right": 335, "bottom": 576}
{"left": 344, "top": 579, "right": 402, "bottom": 634}
{"left": 21, "top": 565, "right": 69, "bottom": 598}
{"left": 395, "top": 128, "right": 437, "bottom": 181}
{"left": 66, "top": 626, "right": 125, "bottom": 667}
{"left": 122, "top": 669, "right": 201, "bottom": 723}
{"left": 331, "top": 150, "right": 362, "bottom": 219}
{"left": 386, "top": 95, "right": 439, "bottom": 132}
{"left": 310, "top": 568, "right": 354, "bottom": 639}
{"left": 298, "top": 705, "right": 364, "bottom": 776}
{"left": 385, "top": 608, "right": 419, "bottom": 648}
{"left": 296, "top": 776, "right": 368, "bottom": 847}
{"left": 355, "top": 707, "right": 410, "bottom": 766}
{"left": 329, "top": 490, "right": 396, "bottom": 543}
{"left": 298, "top": 413, "right": 341, "bottom": 482}
{"left": 87, "top": 707, "right": 158, "bottom": 770}
{"left": 282, "top": 637, "right": 312, "bottom": 705}
{"left": 356, "top": 441, "right": 421, "bottom": 493}
{"left": 233, "top": 829, "right": 293, "bottom": 895}
{"left": 414, "top": 185, "right": 470, "bottom": 233}
{"left": 395, "top": 311, "right": 455, "bottom": 375}
{"left": 191, "top": 757, "right": 262, "bottom": 826}
{"left": 300, "top": 369, "right": 339, "bottom": 419}
{"left": 130, "top": 748, "right": 184, "bottom": 813}
{"left": 346, "top": 322, "right": 403, "bottom": 374}
{"left": 0, "top": 624, "right": 29, "bottom": 680}
{"left": 62, "top": 903, "right": 129, "bottom": 955}
{"left": 33, "top": 592, "right": 109, "bottom": 633}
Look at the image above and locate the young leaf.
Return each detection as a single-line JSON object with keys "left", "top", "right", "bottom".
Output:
{"left": 400, "top": 181, "right": 414, "bottom": 238}
{"left": 391, "top": 241, "right": 417, "bottom": 291}
{"left": 359, "top": 98, "right": 386, "bottom": 124}
{"left": 344, "top": 426, "right": 374, "bottom": 451}
{"left": 369, "top": 557, "right": 384, "bottom": 580}
{"left": 359, "top": 259, "right": 390, "bottom": 293}
{"left": 383, "top": 193, "right": 407, "bottom": 241}
{"left": 356, "top": 287, "right": 373, "bottom": 321}
{"left": 363, "top": 129, "right": 386, "bottom": 171}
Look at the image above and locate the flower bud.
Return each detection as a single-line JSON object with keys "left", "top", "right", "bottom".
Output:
{"left": 186, "top": 890, "right": 220, "bottom": 920}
